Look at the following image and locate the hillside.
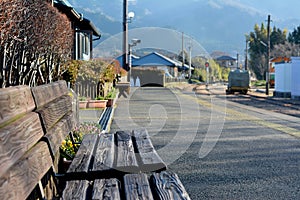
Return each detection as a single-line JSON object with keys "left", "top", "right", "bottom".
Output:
{"left": 69, "top": 0, "right": 300, "bottom": 58}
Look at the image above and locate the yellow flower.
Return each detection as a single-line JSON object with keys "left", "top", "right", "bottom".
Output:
{"left": 67, "top": 140, "right": 72, "bottom": 146}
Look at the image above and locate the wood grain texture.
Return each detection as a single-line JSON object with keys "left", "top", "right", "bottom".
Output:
{"left": 132, "top": 129, "right": 167, "bottom": 172}
{"left": 115, "top": 131, "right": 139, "bottom": 173}
{"left": 0, "top": 85, "right": 35, "bottom": 125}
{"left": 62, "top": 180, "right": 89, "bottom": 200}
{"left": 31, "top": 80, "right": 68, "bottom": 109}
{"left": 123, "top": 173, "right": 154, "bottom": 200}
{"left": 91, "top": 133, "right": 115, "bottom": 173}
{"left": 150, "top": 171, "right": 191, "bottom": 200}
{"left": 92, "top": 179, "right": 121, "bottom": 200}
{"left": 43, "top": 111, "right": 77, "bottom": 159}
{"left": 35, "top": 95, "right": 72, "bottom": 131}
{"left": 0, "top": 142, "right": 52, "bottom": 200}
{"left": 0, "top": 112, "right": 44, "bottom": 177}
{"left": 67, "top": 134, "right": 98, "bottom": 176}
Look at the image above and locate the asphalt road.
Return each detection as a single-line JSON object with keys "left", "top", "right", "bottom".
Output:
{"left": 110, "top": 87, "right": 300, "bottom": 200}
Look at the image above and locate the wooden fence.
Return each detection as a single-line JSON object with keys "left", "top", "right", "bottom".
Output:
{"left": 74, "top": 82, "right": 112, "bottom": 99}
{"left": 74, "top": 82, "right": 97, "bottom": 99}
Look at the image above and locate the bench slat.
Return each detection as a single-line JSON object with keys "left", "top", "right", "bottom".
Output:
{"left": 44, "top": 111, "right": 77, "bottom": 159}
{"left": 115, "top": 131, "right": 139, "bottom": 173}
{"left": 91, "top": 133, "right": 115, "bottom": 176}
{"left": 0, "top": 141, "right": 52, "bottom": 200}
{"left": 0, "top": 85, "right": 35, "bottom": 125}
{"left": 150, "top": 171, "right": 191, "bottom": 200}
{"left": 133, "top": 129, "right": 167, "bottom": 172}
{"left": 0, "top": 112, "right": 44, "bottom": 177}
{"left": 67, "top": 134, "right": 98, "bottom": 178}
{"left": 36, "top": 95, "right": 72, "bottom": 131}
{"left": 92, "top": 179, "right": 121, "bottom": 200}
{"left": 31, "top": 80, "right": 68, "bottom": 109}
{"left": 123, "top": 173, "right": 154, "bottom": 200}
{"left": 62, "top": 180, "right": 89, "bottom": 200}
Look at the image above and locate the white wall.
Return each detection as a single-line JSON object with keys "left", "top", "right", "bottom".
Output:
{"left": 275, "top": 63, "right": 291, "bottom": 92}
{"left": 291, "top": 57, "right": 300, "bottom": 98}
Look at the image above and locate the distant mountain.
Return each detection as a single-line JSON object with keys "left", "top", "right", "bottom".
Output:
{"left": 69, "top": 0, "right": 300, "bottom": 58}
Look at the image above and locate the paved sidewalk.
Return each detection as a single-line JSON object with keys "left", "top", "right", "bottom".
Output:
{"left": 79, "top": 109, "right": 103, "bottom": 123}
{"left": 109, "top": 86, "right": 300, "bottom": 200}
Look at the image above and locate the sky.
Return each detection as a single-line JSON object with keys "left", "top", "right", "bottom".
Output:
{"left": 72, "top": 0, "right": 300, "bottom": 56}
{"left": 127, "top": 0, "right": 300, "bottom": 21}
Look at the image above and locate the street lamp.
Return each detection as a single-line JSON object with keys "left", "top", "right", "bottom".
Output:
{"left": 245, "top": 35, "right": 250, "bottom": 71}
{"left": 188, "top": 40, "right": 192, "bottom": 79}
{"left": 123, "top": 0, "right": 135, "bottom": 73}
{"left": 259, "top": 39, "right": 270, "bottom": 95}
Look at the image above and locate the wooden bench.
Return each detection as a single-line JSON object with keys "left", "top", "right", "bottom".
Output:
{"left": 65, "top": 129, "right": 167, "bottom": 180}
{"left": 62, "top": 129, "right": 191, "bottom": 199}
{"left": 0, "top": 81, "right": 190, "bottom": 199}
{"left": 62, "top": 171, "right": 191, "bottom": 199}
{"left": 0, "top": 80, "right": 78, "bottom": 199}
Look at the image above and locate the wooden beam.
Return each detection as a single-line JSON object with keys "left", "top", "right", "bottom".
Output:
{"left": 123, "top": 173, "right": 153, "bottom": 200}
{"left": 133, "top": 129, "right": 167, "bottom": 172}
{"left": 31, "top": 80, "right": 68, "bottom": 109}
{"left": 150, "top": 171, "right": 191, "bottom": 200}
{"left": 62, "top": 180, "right": 89, "bottom": 200}
{"left": 92, "top": 179, "right": 121, "bottom": 200}
{"left": 115, "top": 131, "right": 139, "bottom": 173}
{"left": 0, "top": 85, "right": 35, "bottom": 126}
{"left": 67, "top": 134, "right": 98, "bottom": 179}
{"left": 35, "top": 95, "right": 72, "bottom": 131}
{"left": 0, "top": 112, "right": 44, "bottom": 177}
{"left": 0, "top": 142, "right": 53, "bottom": 199}
{"left": 91, "top": 133, "right": 115, "bottom": 177}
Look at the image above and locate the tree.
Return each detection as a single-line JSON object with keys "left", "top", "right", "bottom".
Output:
{"left": 248, "top": 23, "right": 287, "bottom": 80}
{"left": 0, "top": 0, "right": 73, "bottom": 87}
{"left": 288, "top": 26, "right": 300, "bottom": 44}
{"left": 192, "top": 57, "right": 224, "bottom": 82}
{"left": 271, "top": 42, "right": 300, "bottom": 58}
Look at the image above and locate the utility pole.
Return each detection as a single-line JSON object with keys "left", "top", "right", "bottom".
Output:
{"left": 123, "top": 0, "right": 128, "bottom": 73}
{"left": 236, "top": 53, "right": 239, "bottom": 69}
{"left": 182, "top": 32, "right": 185, "bottom": 76}
{"left": 245, "top": 39, "right": 249, "bottom": 71}
{"left": 266, "top": 15, "right": 271, "bottom": 95}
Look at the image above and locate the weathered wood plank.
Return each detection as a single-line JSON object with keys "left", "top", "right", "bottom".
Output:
{"left": 0, "top": 85, "right": 35, "bottom": 125}
{"left": 0, "top": 142, "right": 53, "bottom": 200}
{"left": 43, "top": 111, "right": 77, "bottom": 159}
{"left": 62, "top": 180, "right": 89, "bottom": 200}
{"left": 35, "top": 95, "right": 72, "bottom": 131}
{"left": 92, "top": 179, "right": 121, "bottom": 200}
{"left": 123, "top": 173, "right": 154, "bottom": 200}
{"left": 67, "top": 134, "right": 98, "bottom": 178}
{"left": 91, "top": 133, "right": 115, "bottom": 175}
{"left": 115, "top": 131, "right": 139, "bottom": 173}
{"left": 133, "top": 129, "right": 167, "bottom": 172}
{"left": 0, "top": 112, "right": 44, "bottom": 177}
{"left": 31, "top": 80, "right": 68, "bottom": 109}
{"left": 150, "top": 171, "right": 191, "bottom": 200}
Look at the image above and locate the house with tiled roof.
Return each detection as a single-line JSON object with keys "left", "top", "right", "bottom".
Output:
{"left": 132, "top": 52, "right": 192, "bottom": 77}
{"left": 215, "top": 55, "right": 237, "bottom": 69}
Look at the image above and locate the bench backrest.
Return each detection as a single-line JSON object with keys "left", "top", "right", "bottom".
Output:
{"left": 0, "top": 80, "right": 78, "bottom": 199}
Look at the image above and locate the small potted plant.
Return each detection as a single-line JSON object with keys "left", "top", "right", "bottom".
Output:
{"left": 78, "top": 96, "right": 88, "bottom": 109}
{"left": 88, "top": 96, "right": 108, "bottom": 108}
{"left": 105, "top": 88, "right": 119, "bottom": 107}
